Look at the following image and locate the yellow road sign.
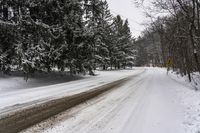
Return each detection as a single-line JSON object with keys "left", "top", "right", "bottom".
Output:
{"left": 166, "top": 58, "right": 173, "bottom": 68}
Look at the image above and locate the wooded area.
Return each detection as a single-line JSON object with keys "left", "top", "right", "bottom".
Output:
{"left": 1, "top": 0, "right": 200, "bottom": 82}
{"left": 0, "top": 0, "right": 135, "bottom": 79}
{"left": 135, "top": 0, "right": 200, "bottom": 81}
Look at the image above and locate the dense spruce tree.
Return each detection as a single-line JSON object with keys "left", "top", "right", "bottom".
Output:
{"left": 112, "top": 15, "right": 124, "bottom": 69}
{"left": 0, "top": 0, "right": 19, "bottom": 74}
{"left": 112, "top": 15, "right": 135, "bottom": 69}
{"left": 0, "top": 0, "right": 137, "bottom": 79}
{"left": 83, "top": 0, "right": 105, "bottom": 75}
{"left": 93, "top": 0, "right": 112, "bottom": 70}
{"left": 57, "top": 0, "right": 85, "bottom": 74}
{"left": 121, "top": 19, "right": 135, "bottom": 68}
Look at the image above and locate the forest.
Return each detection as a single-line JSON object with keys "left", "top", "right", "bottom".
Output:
{"left": 0, "top": 0, "right": 135, "bottom": 79}
{"left": 1, "top": 1, "right": 200, "bottom": 132}
{"left": 2, "top": 0, "right": 200, "bottom": 83}
{"left": 135, "top": 0, "right": 200, "bottom": 82}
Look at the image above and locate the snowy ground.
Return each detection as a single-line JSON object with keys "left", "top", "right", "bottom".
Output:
{"left": 168, "top": 71, "right": 200, "bottom": 133}
{"left": 0, "top": 71, "right": 83, "bottom": 93}
{"left": 20, "top": 68, "right": 200, "bottom": 133}
{"left": 169, "top": 70, "right": 200, "bottom": 90}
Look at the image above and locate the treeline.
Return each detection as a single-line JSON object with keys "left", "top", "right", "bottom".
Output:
{"left": 0, "top": 0, "right": 135, "bottom": 78}
{"left": 135, "top": 0, "right": 200, "bottom": 81}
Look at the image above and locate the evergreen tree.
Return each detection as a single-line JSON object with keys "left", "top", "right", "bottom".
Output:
{"left": 121, "top": 19, "right": 135, "bottom": 68}
{"left": 93, "top": 0, "right": 113, "bottom": 70}
{"left": 111, "top": 16, "right": 135, "bottom": 69}
{"left": 0, "top": 0, "right": 137, "bottom": 79}
{"left": 113, "top": 15, "right": 126, "bottom": 69}
{"left": 0, "top": 0, "right": 19, "bottom": 74}
{"left": 83, "top": 0, "right": 104, "bottom": 74}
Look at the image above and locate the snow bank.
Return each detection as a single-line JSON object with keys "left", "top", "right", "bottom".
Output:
{"left": 169, "top": 71, "right": 200, "bottom": 90}
{"left": 168, "top": 71, "right": 200, "bottom": 133}
{"left": 0, "top": 71, "right": 83, "bottom": 93}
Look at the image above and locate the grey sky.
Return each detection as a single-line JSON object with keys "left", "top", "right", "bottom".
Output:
{"left": 106, "top": 0, "right": 147, "bottom": 37}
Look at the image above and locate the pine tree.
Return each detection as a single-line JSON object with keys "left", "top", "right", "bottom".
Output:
{"left": 83, "top": 0, "right": 112, "bottom": 74}
{"left": 111, "top": 15, "right": 135, "bottom": 69}
{"left": 0, "top": 0, "right": 137, "bottom": 79}
{"left": 112, "top": 15, "right": 125, "bottom": 69}
{"left": 93, "top": 0, "right": 113, "bottom": 70}
{"left": 62, "top": 0, "right": 86, "bottom": 74}
{"left": 0, "top": 0, "right": 19, "bottom": 74}
{"left": 121, "top": 19, "right": 134, "bottom": 68}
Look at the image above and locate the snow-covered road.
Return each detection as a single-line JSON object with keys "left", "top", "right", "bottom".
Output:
{"left": 22, "top": 68, "right": 191, "bottom": 133}
{"left": 0, "top": 68, "right": 144, "bottom": 115}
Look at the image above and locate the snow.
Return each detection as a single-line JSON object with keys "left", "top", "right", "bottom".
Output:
{"left": 1, "top": 67, "right": 200, "bottom": 133}
{"left": 0, "top": 72, "right": 82, "bottom": 93}
{"left": 21, "top": 67, "right": 200, "bottom": 133}
{"left": 168, "top": 71, "right": 200, "bottom": 133}
{"left": 0, "top": 68, "right": 144, "bottom": 115}
{"left": 169, "top": 71, "right": 200, "bottom": 90}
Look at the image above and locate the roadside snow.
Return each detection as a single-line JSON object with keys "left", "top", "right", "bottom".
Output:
{"left": 0, "top": 72, "right": 82, "bottom": 93}
{"left": 2, "top": 67, "right": 200, "bottom": 133}
{"left": 169, "top": 71, "right": 200, "bottom": 90}
{"left": 168, "top": 71, "right": 200, "bottom": 133}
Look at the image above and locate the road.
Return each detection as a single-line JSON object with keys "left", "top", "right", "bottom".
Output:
{"left": 0, "top": 69, "right": 144, "bottom": 114}
{"left": 0, "top": 69, "right": 144, "bottom": 133}
{"left": 21, "top": 68, "right": 187, "bottom": 133}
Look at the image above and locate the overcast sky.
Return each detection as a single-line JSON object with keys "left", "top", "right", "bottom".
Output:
{"left": 106, "top": 0, "right": 147, "bottom": 37}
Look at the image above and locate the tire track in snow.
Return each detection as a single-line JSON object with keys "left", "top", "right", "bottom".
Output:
{"left": 0, "top": 71, "right": 146, "bottom": 133}
{"left": 21, "top": 71, "right": 147, "bottom": 133}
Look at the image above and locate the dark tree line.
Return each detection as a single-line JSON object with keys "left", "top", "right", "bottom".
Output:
{"left": 0, "top": 0, "right": 135, "bottom": 79}
{"left": 135, "top": 0, "right": 200, "bottom": 82}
